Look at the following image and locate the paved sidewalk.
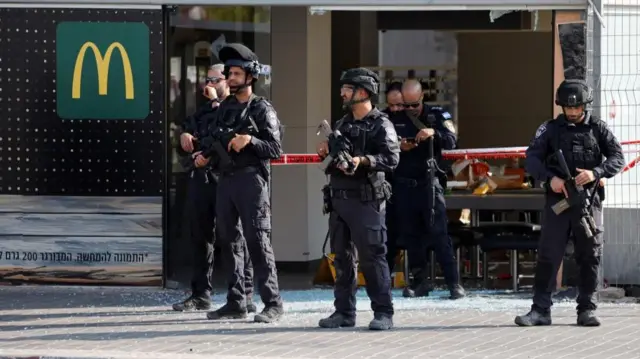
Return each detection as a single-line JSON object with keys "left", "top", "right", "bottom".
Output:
{"left": 0, "top": 286, "right": 639, "bottom": 359}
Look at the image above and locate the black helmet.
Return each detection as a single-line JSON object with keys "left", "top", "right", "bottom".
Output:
{"left": 340, "top": 68, "right": 380, "bottom": 97}
{"left": 218, "top": 43, "right": 271, "bottom": 79}
{"left": 555, "top": 79, "right": 593, "bottom": 107}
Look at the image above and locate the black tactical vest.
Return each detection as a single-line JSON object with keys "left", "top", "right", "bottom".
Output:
{"left": 549, "top": 115, "right": 602, "bottom": 177}
{"left": 331, "top": 111, "right": 386, "bottom": 183}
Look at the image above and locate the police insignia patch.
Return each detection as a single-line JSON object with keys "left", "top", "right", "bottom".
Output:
{"left": 535, "top": 124, "right": 546, "bottom": 138}
{"left": 266, "top": 110, "right": 277, "bottom": 123}
{"left": 266, "top": 110, "right": 280, "bottom": 137}
{"left": 443, "top": 120, "right": 456, "bottom": 134}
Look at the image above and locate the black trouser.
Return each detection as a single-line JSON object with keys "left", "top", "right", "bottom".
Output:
{"left": 330, "top": 195, "right": 394, "bottom": 317}
{"left": 385, "top": 199, "right": 400, "bottom": 274}
{"left": 216, "top": 167, "right": 282, "bottom": 308}
{"left": 392, "top": 178, "right": 459, "bottom": 287}
{"left": 533, "top": 195, "right": 603, "bottom": 313}
{"left": 187, "top": 170, "right": 253, "bottom": 298}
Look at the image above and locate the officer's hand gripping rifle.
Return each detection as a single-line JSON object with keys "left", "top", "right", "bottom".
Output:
{"left": 316, "top": 120, "right": 356, "bottom": 175}
{"left": 551, "top": 149, "right": 601, "bottom": 240}
{"left": 177, "top": 138, "right": 205, "bottom": 173}
{"left": 197, "top": 108, "right": 259, "bottom": 168}
{"left": 197, "top": 129, "right": 234, "bottom": 168}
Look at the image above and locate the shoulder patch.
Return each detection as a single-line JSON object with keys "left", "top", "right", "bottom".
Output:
{"left": 535, "top": 124, "right": 547, "bottom": 139}
{"left": 443, "top": 120, "right": 456, "bottom": 134}
{"left": 266, "top": 108, "right": 278, "bottom": 123}
{"left": 384, "top": 121, "right": 399, "bottom": 143}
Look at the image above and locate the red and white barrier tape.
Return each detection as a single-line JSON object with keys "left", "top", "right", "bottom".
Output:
{"left": 440, "top": 140, "right": 640, "bottom": 159}
{"left": 271, "top": 140, "right": 640, "bottom": 173}
{"left": 623, "top": 155, "right": 640, "bottom": 172}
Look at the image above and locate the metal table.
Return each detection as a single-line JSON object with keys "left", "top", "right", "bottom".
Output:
{"left": 445, "top": 189, "right": 546, "bottom": 288}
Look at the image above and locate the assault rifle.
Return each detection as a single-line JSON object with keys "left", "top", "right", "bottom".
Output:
{"left": 316, "top": 119, "right": 356, "bottom": 175}
{"left": 425, "top": 136, "right": 438, "bottom": 225}
{"left": 198, "top": 98, "right": 259, "bottom": 168}
{"left": 197, "top": 130, "right": 235, "bottom": 169}
{"left": 551, "top": 149, "right": 601, "bottom": 240}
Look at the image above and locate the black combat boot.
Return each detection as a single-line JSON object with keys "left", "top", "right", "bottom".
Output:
{"left": 318, "top": 312, "right": 356, "bottom": 328}
{"left": 172, "top": 294, "right": 211, "bottom": 312}
{"left": 514, "top": 307, "right": 552, "bottom": 327}
{"left": 577, "top": 310, "right": 601, "bottom": 327}
{"left": 402, "top": 271, "right": 434, "bottom": 298}
{"left": 254, "top": 305, "right": 284, "bottom": 323}
{"left": 247, "top": 297, "right": 257, "bottom": 313}
{"left": 369, "top": 313, "right": 393, "bottom": 331}
{"left": 449, "top": 284, "right": 466, "bottom": 300}
{"left": 206, "top": 303, "right": 248, "bottom": 320}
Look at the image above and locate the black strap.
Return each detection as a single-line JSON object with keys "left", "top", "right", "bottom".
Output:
{"left": 408, "top": 113, "right": 427, "bottom": 130}
{"left": 239, "top": 94, "right": 258, "bottom": 130}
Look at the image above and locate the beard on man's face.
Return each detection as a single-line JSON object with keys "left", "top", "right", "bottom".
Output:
{"left": 566, "top": 114, "right": 582, "bottom": 122}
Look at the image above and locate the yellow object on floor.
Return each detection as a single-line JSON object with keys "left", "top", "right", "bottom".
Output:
{"left": 313, "top": 251, "right": 409, "bottom": 288}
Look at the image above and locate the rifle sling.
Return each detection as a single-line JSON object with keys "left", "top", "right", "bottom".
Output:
{"left": 240, "top": 94, "right": 258, "bottom": 131}
{"left": 407, "top": 113, "right": 427, "bottom": 131}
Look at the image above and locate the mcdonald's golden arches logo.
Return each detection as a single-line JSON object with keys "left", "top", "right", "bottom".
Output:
{"left": 72, "top": 42, "right": 134, "bottom": 100}
{"left": 56, "top": 22, "right": 149, "bottom": 120}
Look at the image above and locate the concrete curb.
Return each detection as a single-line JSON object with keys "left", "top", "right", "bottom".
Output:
{"left": 0, "top": 350, "right": 290, "bottom": 359}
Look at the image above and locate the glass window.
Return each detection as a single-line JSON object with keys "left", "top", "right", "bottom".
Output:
{"left": 166, "top": 6, "right": 271, "bottom": 285}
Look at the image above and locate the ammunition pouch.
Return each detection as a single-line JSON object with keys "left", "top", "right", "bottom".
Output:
{"left": 571, "top": 210, "right": 602, "bottom": 243}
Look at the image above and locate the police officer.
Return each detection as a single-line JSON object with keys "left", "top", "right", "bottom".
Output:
{"left": 515, "top": 79, "right": 624, "bottom": 327}
{"left": 316, "top": 68, "right": 399, "bottom": 331}
{"left": 197, "top": 44, "right": 284, "bottom": 323}
{"left": 394, "top": 79, "right": 465, "bottom": 300}
{"left": 383, "top": 82, "right": 404, "bottom": 274}
{"left": 172, "top": 64, "right": 256, "bottom": 313}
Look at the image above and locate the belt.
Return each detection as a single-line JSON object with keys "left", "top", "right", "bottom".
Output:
{"left": 394, "top": 177, "right": 428, "bottom": 188}
{"left": 331, "top": 184, "right": 387, "bottom": 201}
{"left": 220, "top": 166, "right": 259, "bottom": 177}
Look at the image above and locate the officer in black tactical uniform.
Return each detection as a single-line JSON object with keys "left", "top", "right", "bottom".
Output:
{"left": 394, "top": 79, "right": 465, "bottom": 300}
{"left": 316, "top": 68, "right": 399, "bottom": 331}
{"left": 515, "top": 79, "right": 624, "bottom": 327}
{"left": 197, "top": 44, "right": 284, "bottom": 323}
{"left": 172, "top": 64, "right": 255, "bottom": 313}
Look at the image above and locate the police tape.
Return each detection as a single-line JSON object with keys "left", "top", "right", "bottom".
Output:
{"left": 623, "top": 155, "right": 640, "bottom": 172}
{"left": 271, "top": 154, "right": 321, "bottom": 165}
{"left": 439, "top": 140, "right": 640, "bottom": 160}
{"left": 272, "top": 140, "right": 640, "bottom": 173}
